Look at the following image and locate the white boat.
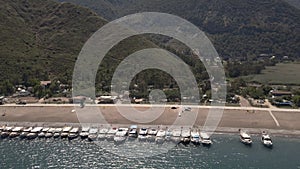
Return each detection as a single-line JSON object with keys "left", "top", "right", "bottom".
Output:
{"left": 81, "top": 127, "right": 90, "bottom": 132}
{"left": 165, "top": 129, "right": 172, "bottom": 142}
{"left": 128, "top": 125, "right": 138, "bottom": 139}
{"left": 261, "top": 131, "right": 273, "bottom": 147}
{"left": 63, "top": 126, "right": 72, "bottom": 132}
{"left": 0, "top": 125, "right": 5, "bottom": 131}
{"left": 45, "top": 132, "right": 53, "bottom": 138}
{"left": 200, "top": 132, "right": 212, "bottom": 145}
{"left": 61, "top": 126, "right": 72, "bottom": 137}
{"left": 79, "top": 127, "right": 90, "bottom": 139}
{"left": 20, "top": 132, "right": 29, "bottom": 139}
{"left": 45, "top": 128, "right": 56, "bottom": 138}
{"left": 171, "top": 129, "right": 181, "bottom": 143}
{"left": 23, "top": 127, "right": 33, "bottom": 132}
{"left": 61, "top": 127, "right": 72, "bottom": 138}
{"left": 26, "top": 132, "right": 38, "bottom": 139}
{"left": 88, "top": 128, "right": 98, "bottom": 141}
{"left": 48, "top": 128, "right": 56, "bottom": 133}
{"left": 55, "top": 128, "right": 63, "bottom": 133}
{"left": 138, "top": 128, "right": 148, "bottom": 141}
{"left": 42, "top": 127, "right": 50, "bottom": 132}
{"left": 114, "top": 128, "right": 128, "bottom": 143}
{"left": 9, "top": 132, "right": 20, "bottom": 138}
{"left": 4, "top": 126, "right": 13, "bottom": 132}
{"left": 180, "top": 129, "right": 191, "bottom": 144}
{"left": 53, "top": 132, "right": 60, "bottom": 138}
{"left": 0, "top": 131, "right": 9, "bottom": 138}
{"left": 97, "top": 128, "right": 109, "bottom": 140}
{"left": 38, "top": 132, "right": 46, "bottom": 138}
{"left": 53, "top": 128, "right": 62, "bottom": 138}
{"left": 155, "top": 129, "right": 166, "bottom": 144}
{"left": 106, "top": 127, "right": 118, "bottom": 141}
{"left": 31, "top": 127, "right": 43, "bottom": 133}
{"left": 68, "top": 127, "right": 79, "bottom": 140}
{"left": 239, "top": 129, "right": 252, "bottom": 145}
{"left": 12, "top": 127, "right": 23, "bottom": 132}
{"left": 190, "top": 130, "right": 200, "bottom": 145}
{"left": 9, "top": 127, "right": 23, "bottom": 138}
{"left": 147, "top": 128, "right": 158, "bottom": 142}
{"left": 27, "top": 127, "right": 43, "bottom": 139}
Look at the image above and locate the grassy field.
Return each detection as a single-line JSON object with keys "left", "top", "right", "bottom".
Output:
{"left": 243, "top": 62, "right": 300, "bottom": 85}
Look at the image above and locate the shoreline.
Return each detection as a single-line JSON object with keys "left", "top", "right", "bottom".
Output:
{"left": 1, "top": 104, "right": 300, "bottom": 137}
{"left": 1, "top": 121, "right": 300, "bottom": 138}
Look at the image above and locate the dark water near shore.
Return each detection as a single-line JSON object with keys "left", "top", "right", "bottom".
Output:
{"left": 0, "top": 134, "right": 299, "bottom": 169}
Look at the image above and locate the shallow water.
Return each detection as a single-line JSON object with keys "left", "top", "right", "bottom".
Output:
{"left": 0, "top": 134, "right": 299, "bottom": 169}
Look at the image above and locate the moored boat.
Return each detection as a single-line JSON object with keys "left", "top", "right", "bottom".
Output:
{"left": 9, "top": 127, "right": 23, "bottom": 138}
{"left": 23, "top": 127, "right": 33, "bottom": 132}
{"left": 61, "top": 126, "right": 72, "bottom": 138}
{"left": 53, "top": 128, "right": 62, "bottom": 138}
{"left": 261, "top": 131, "right": 273, "bottom": 148}
{"left": 200, "top": 132, "right": 212, "bottom": 146}
{"left": 45, "top": 128, "right": 55, "bottom": 138}
{"left": 42, "top": 127, "right": 50, "bottom": 132}
{"left": 0, "top": 125, "right": 5, "bottom": 132}
{"left": 155, "top": 129, "right": 166, "bottom": 144}
{"left": 97, "top": 128, "right": 109, "bottom": 141}
{"left": 165, "top": 129, "right": 172, "bottom": 142}
{"left": 68, "top": 127, "right": 79, "bottom": 140}
{"left": 20, "top": 127, "right": 32, "bottom": 139}
{"left": 170, "top": 129, "right": 181, "bottom": 144}
{"left": 9, "top": 132, "right": 20, "bottom": 138}
{"left": 2, "top": 126, "right": 14, "bottom": 138}
{"left": 138, "top": 127, "right": 148, "bottom": 141}
{"left": 114, "top": 128, "right": 128, "bottom": 144}
{"left": 20, "top": 132, "right": 29, "bottom": 139}
{"left": 38, "top": 132, "right": 46, "bottom": 138}
{"left": 88, "top": 128, "right": 98, "bottom": 141}
{"left": 26, "top": 132, "right": 38, "bottom": 139}
{"left": 106, "top": 127, "right": 118, "bottom": 141}
{"left": 147, "top": 128, "right": 158, "bottom": 142}
{"left": 128, "top": 125, "right": 138, "bottom": 140}
{"left": 27, "top": 127, "right": 43, "bottom": 139}
{"left": 239, "top": 129, "right": 252, "bottom": 145}
{"left": 31, "top": 127, "right": 43, "bottom": 133}
{"left": 190, "top": 130, "right": 200, "bottom": 145}
{"left": 53, "top": 132, "right": 60, "bottom": 138}
{"left": 12, "top": 126, "right": 23, "bottom": 132}
{"left": 180, "top": 129, "right": 191, "bottom": 145}
{"left": 79, "top": 127, "right": 90, "bottom": 139}
{"left": 0, "top": 131, "right": 9, "bottom": 138}
{"left": 45, "top": 132, "right": 53, "bottom": 138}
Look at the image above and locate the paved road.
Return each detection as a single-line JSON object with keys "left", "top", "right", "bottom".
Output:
{"left": 3, "top": 103, "right": 300, "bottom": 112}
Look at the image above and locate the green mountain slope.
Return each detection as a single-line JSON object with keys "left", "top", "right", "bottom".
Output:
{"left": 0, "top": 0, "right": 107, "bottom": 84}
{"left": 57, "top": 0, "right": 300, "bottom": 59}
{"left": 0, "top": 0, "right": 160, "bottom": 89}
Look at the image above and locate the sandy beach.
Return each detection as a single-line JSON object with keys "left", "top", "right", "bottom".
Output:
{"left": 0, "top": 104, "right": 300, "bottom": 136}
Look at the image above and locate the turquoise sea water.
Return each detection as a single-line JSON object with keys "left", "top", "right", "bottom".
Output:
{"left": 0, "top": 134, "right": 299, "bottom": 169}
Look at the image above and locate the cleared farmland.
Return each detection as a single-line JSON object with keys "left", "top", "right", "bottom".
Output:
{"left": 243, "top": 62, "right": 300, "bottom": 85}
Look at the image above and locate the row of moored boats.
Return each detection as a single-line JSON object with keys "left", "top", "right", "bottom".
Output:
{"left": 0, "top": 125, "right": 212, "bottom": 145}
{"left": 0, "top": 125, "right": 274, "bottom": 147}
